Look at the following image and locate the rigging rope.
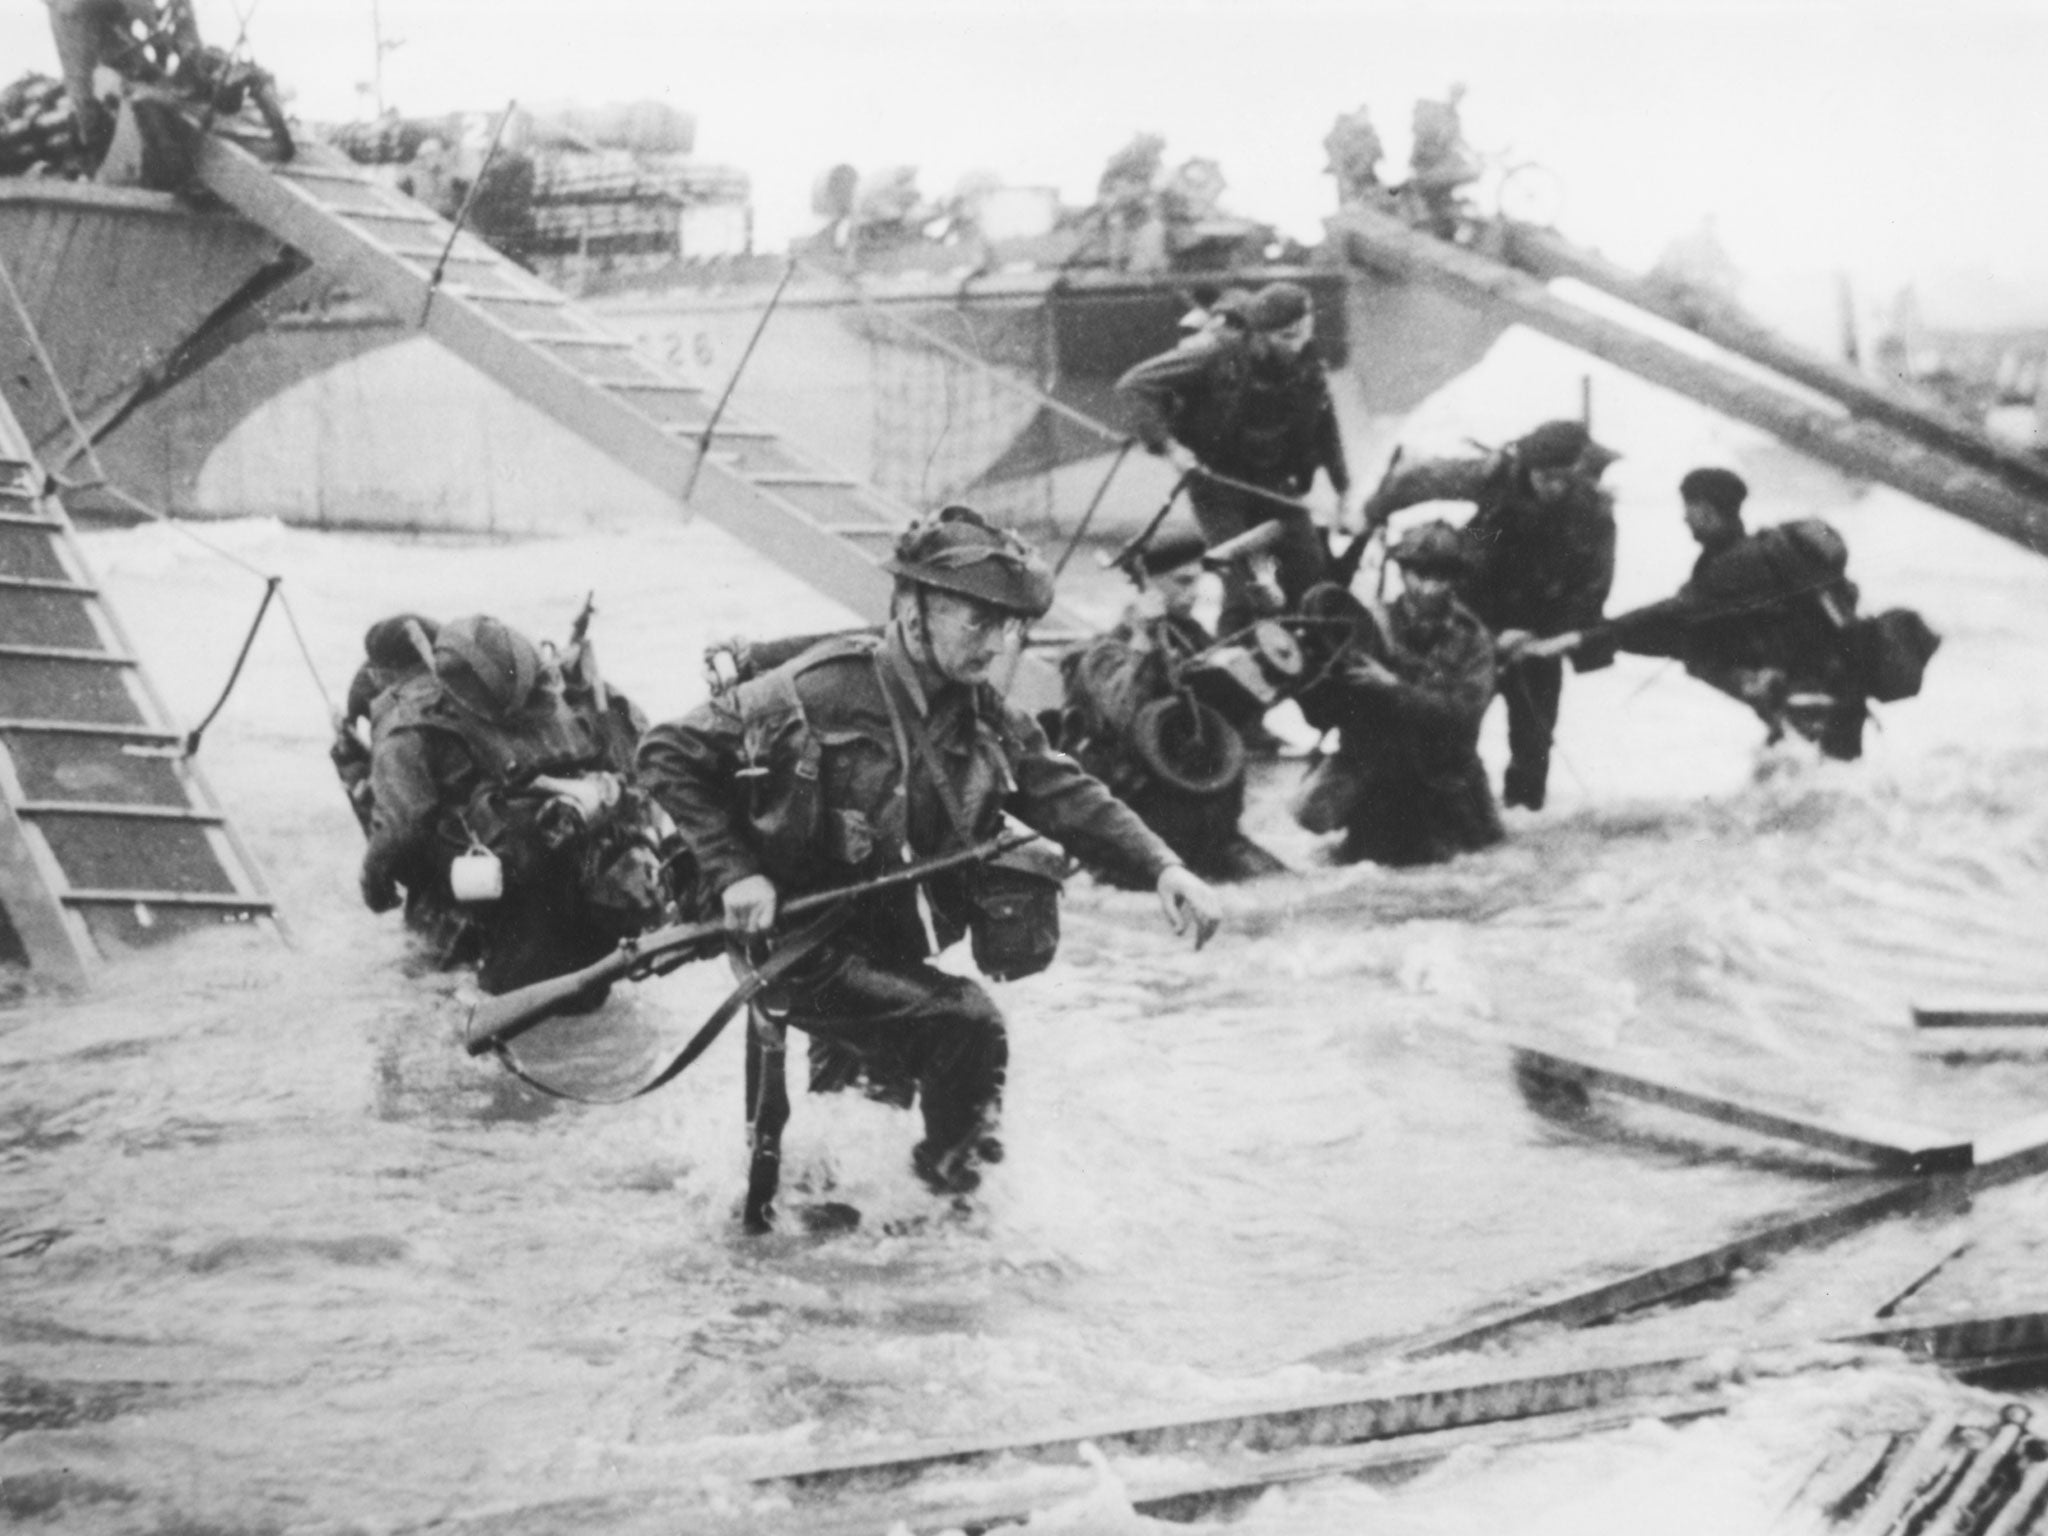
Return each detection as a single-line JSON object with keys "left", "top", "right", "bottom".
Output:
{"left": 0, "top": 251, "right": 339, "bottom": 737}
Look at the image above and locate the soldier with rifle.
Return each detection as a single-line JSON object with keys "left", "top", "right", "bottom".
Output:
{"left": 358, "top": 612, "right": 670, "bottom": 995}
{"left": 635, "top": 506, "right": 1221, "bottom": 1219}
{"left": 1359, "top": 418, "right": 1618, "bottom": 811}
{"left": 1116, "top": 280, "right": 1353, "bottom": 637}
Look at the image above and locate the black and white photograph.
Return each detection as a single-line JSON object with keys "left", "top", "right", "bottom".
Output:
{"left": 3, "top": 2, "right": 2047, "bottom": 1531}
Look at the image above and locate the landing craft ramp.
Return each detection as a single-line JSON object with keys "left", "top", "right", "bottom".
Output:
{"left": 0, "top": 391, "right": 277, "bottom": 985}
{"left": 176, "top": 123, "right": 1087, "bottom": 702}
{"left": 1333, "top": 205, "right": 2048, "bottom": 555}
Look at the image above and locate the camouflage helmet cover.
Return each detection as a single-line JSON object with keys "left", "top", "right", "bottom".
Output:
{"left": 885, "top": 505, "right": 1056, "bottom": 619}
{"left": 433, "top": 614, "right": 543, "bottom": 721}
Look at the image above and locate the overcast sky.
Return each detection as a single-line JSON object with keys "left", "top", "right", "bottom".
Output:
{"left": 10, "top": 0, "right": 2046, "bottom": 297}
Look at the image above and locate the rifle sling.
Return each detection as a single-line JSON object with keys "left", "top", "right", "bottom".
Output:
{"left": 490, "top": 904, "right": 852, "bottom": 1106}
{"left": 874, "top": 657, "right": 982, "bottom": 853}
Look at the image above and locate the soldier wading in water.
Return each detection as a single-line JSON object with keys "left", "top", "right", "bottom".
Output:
{"left": 638, "top": 506, "right": 1221, "bottom": 1211}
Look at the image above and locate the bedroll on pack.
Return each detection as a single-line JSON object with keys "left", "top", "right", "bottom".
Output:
{"left": 1764, "top": 519, "right": 1851, "bottom": 584}
{"left": 1852, "top": 608, "right": 1942, "bottom": 702}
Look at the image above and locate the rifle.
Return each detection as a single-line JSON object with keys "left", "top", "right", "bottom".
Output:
{"left": 1330, "top": 445, "right": 1405, "bottom": 589}
{"left": 465, "top": 830, "right": 1033, "bottom": 1056}
{"left": 1104, "top": 469, "right": 1194, "bottom": 581}
{"left": 561, "top": 590, "right": 609, "bottom": 713}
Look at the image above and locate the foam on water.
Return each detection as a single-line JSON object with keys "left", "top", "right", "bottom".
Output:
{"left": 4, "top": 352, "right": 2048, "bottom": 1531}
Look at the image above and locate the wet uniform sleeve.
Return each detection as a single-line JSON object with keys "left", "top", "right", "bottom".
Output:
{"left": 1115, "top": 344, "right": 1219, "bottom": 453}
{"left": 1001, "top": 706, "right": 1179, "bottom": 887}
{"left": 635, "top": 700, "right": 763, "bottom": 897}
{"left": 1368, "top": 454, "right": 1494, "bottom": 521}
{"left": 1577, "top": 590, "right": 1705, "bottom": 667}
{"left": 362, "top": 729, "right": 448, "bottom": 891}
{"left": 1560, "top": 497, "right": 1619, "bottom": 666}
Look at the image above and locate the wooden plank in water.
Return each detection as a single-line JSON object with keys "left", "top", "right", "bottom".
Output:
{"left": 745, "top": 1308, "right": 2048, "bottom": 1529}
{"left": 1371, "top": 1174, "right": 1947, "bottom": 1364}
{"left": 1912, "top": 1003, "right": 2048, "bottom": 1030}
{"left": 1513, "top": 1045, "right": 1974, "bottom": 1174}
{"left": 775, "top": 1393, "right": 1734, "bottom": 1536}
{"left": 1371, "top": 1111, "right": 2048, "bottom": 1365}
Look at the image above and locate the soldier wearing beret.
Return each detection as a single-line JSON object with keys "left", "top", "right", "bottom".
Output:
{"left": 1359, "top": 418, "right": 1618, "bottom": 810}
{"left": 1116, "top": 279, "right": 1353, "bottom": 638}
{"left": 1527, "top": 467, "right": 1921, "bottom": 762}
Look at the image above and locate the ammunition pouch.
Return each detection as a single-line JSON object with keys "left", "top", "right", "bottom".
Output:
{"left": 965, "top": 840, "right": 1067, "bottom": 982}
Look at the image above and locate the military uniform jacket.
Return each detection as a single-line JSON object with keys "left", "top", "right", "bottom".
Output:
{"left": 637, "top": 632, "right": 1178, "bottom": 959}
{"left": 1116, "top": 334, "right": 1350, "bottom": 496}
{"left": 1590, "top": 521, "right": 1857, "bottom": 680}
{"left": 1337, "top": 595, "right": 1497, "bottom": 783}
{"left": 1375, "top": 453, "right": 1616, "bottom": 646}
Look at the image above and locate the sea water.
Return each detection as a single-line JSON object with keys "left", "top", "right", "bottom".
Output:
{"left": 4, "top": 342, "right": 2047, "bottom": 1533}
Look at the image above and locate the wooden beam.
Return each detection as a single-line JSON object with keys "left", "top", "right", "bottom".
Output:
{"left": 745, "top": 1307, "right": 2048, "bottom": 1528}
{"left": 1356, "top": 1174, "right": 1946, "bottom": 1365}
{"left": 1348, "top": 1108, "right": 2048, "bottom": 1365}
{"left": 1512, "top": 1045, "right": 1974, "bottom": 1174}
{"left": 774, "top": 1394, "right": 1734, "bottom": 1536}
{"left": 1913, "top": 1003, "right": 2048, "bottom": 1029}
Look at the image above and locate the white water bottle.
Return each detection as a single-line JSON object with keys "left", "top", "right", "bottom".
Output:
{"left": 449, "top": 849, "right": 504, "bottom": 903}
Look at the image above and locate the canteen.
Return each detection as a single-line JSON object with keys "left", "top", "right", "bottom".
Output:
{"left": 450, "top": 849, "right": 504, "bottom": 903}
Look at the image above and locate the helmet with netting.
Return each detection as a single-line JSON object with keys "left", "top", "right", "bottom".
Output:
{"left": 433, "top": 614, "right": 543, "bottom": 721}
{"left": 884, "top": 505, "right": 1055, "bottom": 619}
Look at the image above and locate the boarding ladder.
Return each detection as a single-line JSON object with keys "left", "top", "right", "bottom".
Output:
{"left": 1332, "top": 205, "right": 2048, "bottom": 556}
{"left": 0, "top": 389, "right": 278, "bottom": 984}
{"left": 178, "top": 127, "right": 1088, "bottom": 702}
{"left": 1499, "top": 222, "right": 2048, "bottom": 505}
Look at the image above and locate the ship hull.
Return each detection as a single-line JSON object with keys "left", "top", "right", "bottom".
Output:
{"left": 0, "top": 184, "right": 1510, "bottom": 536}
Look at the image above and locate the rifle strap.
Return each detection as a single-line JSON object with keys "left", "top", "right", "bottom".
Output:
{"left": 490, "top": 904, "right": 852, "bottom": 1105}
{"left": 874, "top": 658, "right": 982, "bottom": 853}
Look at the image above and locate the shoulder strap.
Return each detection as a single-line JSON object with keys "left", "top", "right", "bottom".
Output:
{"left": 873, "top": 659, "right": 979, "bottom": 852}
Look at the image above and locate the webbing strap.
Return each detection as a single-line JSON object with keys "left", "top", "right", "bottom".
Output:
{"left": 490, "top": 904, "right": 851, "bottom": 1105}
{"left": 873, "top": 657, "right": 979, "bottom": 854}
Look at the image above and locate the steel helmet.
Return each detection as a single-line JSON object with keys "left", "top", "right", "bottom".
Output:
{"left": 433, "top": 614, "right": 543, "bottom": 721}
{"left": 884, "top": 505, "right": 1055, "bottom": 619}
{"left": 1388, "top": 520, "right": 1472, "bottom": 576}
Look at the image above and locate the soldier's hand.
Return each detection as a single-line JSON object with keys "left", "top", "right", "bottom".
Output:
{"left": 359, "top": 868, "right": 401, "bottom": 914}
{"left": 1495, "top": 628, "right": 1535, "bottom": 660}
{"left": 1343, "top": 653, "right": 1397, "bottom": 689}
{"left": 721, "top": 873, "right": 780, "bottom": 935}
{"left": 1338, "top": 488, "right": 1370, "bottom": 537}
{"left": 1517, "top": 631, "right": 1582, "bottom": 661}
{"left": 1156, "top": 864, "right": 1222, "bottom": 950}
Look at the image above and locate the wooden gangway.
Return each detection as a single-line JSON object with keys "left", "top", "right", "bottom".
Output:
{"left": 1332, "top": 204, "right": 2048, "bottom": 556}
{"left": 0, "top": 390, "right": 278, "bottom": 983}
{"left": 176, "top": 124, "right": 1086, "bottom": 703}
